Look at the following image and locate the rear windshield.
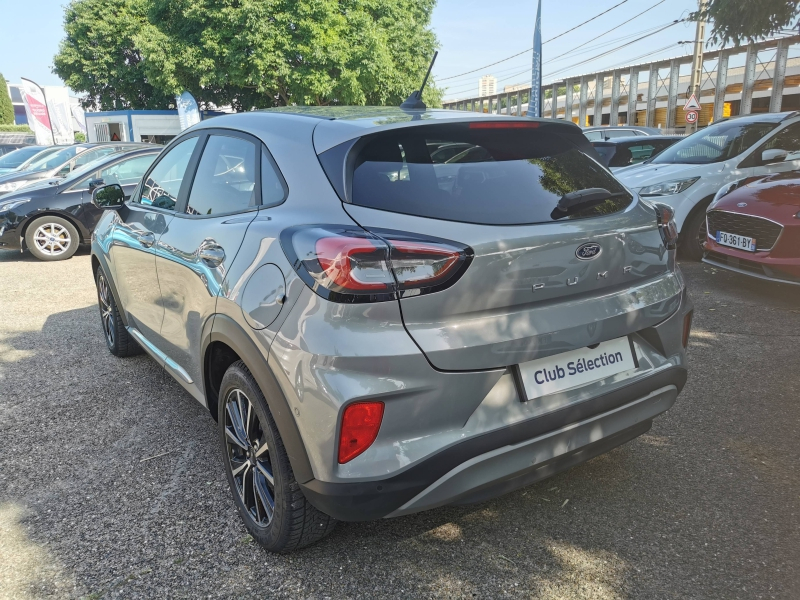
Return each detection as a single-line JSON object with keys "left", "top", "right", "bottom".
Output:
{"left": 340, "top": 123, "right": 632, "bottom": 225}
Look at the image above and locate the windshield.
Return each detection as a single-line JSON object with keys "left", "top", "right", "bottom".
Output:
{"left": 0, "top": 147, "right": 45, "bottom": 169}
{"left": 16, "top": 147, "right": 63, "bottom": 170}
{"left": 653, "top": 121, "right": 777, "bottom": 164}
{"left": 22, "top": 146, "right": 82, "bottom": 172}
{"left": 59, "top": 151, "right": 124, "bottom": 185}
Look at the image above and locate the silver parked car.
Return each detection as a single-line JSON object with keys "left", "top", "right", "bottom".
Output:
{"left": 90, "top": 108, "right": 693, "bottom": 552}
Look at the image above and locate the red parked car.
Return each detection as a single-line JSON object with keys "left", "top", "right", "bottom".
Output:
{"left": 704, "top": 171, "right": 800, "bottom": 285}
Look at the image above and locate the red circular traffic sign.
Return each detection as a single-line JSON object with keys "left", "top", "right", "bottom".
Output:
{"left": 685, "top": 110, "right": 698, "bottom": 124}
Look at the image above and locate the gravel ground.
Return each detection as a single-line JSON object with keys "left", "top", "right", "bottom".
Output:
{"left": 0, "top": 246, "right": 798, "bottom": 599}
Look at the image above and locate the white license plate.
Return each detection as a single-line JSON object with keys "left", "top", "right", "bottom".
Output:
{"left": 716, "top": 230, "right": 756, "bottom": 252}
{"left": 518, "top": 337, "right": 637, "bottom": 401}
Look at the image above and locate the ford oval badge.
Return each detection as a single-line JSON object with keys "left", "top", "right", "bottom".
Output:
{"left": 576, "top": 242, "right": 602, "bottom": 260}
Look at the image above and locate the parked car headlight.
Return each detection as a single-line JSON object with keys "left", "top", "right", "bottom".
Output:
{"left": 639, "top": 177, "right": 700, "bottom": 197}
{"left": 0, "top": 181, "right": 29, "bottom": 193}
{"left": 0, "top": 197, "right": 31, "bottom": 213}
{"left": 709, "top": 181, "right": 741, "bottom": 209}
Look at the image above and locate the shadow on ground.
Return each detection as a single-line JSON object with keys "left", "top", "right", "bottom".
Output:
{"left": 0, "top": 255, "right": 798, "bottom": 599}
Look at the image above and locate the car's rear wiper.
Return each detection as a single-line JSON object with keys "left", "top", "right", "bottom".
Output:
{"left": 551, "top": 188, "right": 626, "bottom": 220}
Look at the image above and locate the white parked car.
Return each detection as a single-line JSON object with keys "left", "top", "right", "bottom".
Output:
{"left": 615, "top": 111, "right": 800, "bottom": 260}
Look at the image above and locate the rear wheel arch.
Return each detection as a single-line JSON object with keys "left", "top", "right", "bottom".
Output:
{"left": 202, "top": 314, "right": 314, "bottom": 484}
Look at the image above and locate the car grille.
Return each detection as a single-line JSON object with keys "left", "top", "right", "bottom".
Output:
{"left": 706, "top": 211, "right": 783, "bottom": 251}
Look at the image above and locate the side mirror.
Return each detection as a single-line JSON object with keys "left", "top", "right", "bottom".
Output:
{"left": 88, "top": 178, "right": 105, "bottom": 192}
{"left": 92, "top": 184, "right": 125, "bottom": 209}
{"left": 762, "top": 148, "right": 789, "bottom": 165}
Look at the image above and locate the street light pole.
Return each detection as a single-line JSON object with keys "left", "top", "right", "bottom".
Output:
{"left": 687, "top": 0, "right": 708, "bottom": 132}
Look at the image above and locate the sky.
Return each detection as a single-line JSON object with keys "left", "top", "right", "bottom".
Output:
{"left": 0, "top": 0, "right": 702, "bottom": 100}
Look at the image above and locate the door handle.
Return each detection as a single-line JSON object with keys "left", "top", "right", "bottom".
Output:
{"left": 198, "top": 240, "right": 226, "bottom": 267}
{"left": 136, "top": 232, "right": 155, "bottom": 248}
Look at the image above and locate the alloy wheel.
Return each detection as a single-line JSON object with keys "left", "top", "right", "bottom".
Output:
{"left": 97, "top": 273, "right": 114, "bottom": 346}
{"left": 33, "top": 222, "right": 71, "bottom": 256}
{"left": 224, "top": 388, "right": 275, "bottom": 527}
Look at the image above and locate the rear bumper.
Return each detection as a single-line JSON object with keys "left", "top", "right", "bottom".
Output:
{"left": 300, "top": 365, "right": 687, "bottom": 521}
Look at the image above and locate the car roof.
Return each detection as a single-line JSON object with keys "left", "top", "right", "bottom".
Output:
{"left": 716, "top": 111, "right": 799, "bottom": 124}
{"left": 253, "top": 106, "right": 580, "bottom": 154}
{"left": 591, "top": 135, "right": 682, "bottom": 145}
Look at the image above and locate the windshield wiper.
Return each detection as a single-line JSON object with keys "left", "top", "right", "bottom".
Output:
{"left": 551, "top": 188, "right": 625, "bottom": 220}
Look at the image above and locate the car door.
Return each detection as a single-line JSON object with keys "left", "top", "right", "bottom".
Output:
{"left": 109, "top": 136, "right": 200, "bottom": 347}
{"left": 154, "top": 131, "right": 262, "bottom": 400}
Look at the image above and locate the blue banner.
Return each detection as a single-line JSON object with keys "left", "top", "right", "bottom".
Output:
{"left": 527, "top": 0, "right": 543, "bottom": 117}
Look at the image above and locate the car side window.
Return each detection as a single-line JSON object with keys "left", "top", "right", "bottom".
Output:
{"left": 584, "top": 131, "right": 603, "bottom": 141}
{"left": 261, "top": 148, "right": 287, "bottom": 208}
{"left": 75, "top": 147, "right": 117, "bottom": 168}
{"left": 186, "top": 135, "right": 257, "bottom": 216}
{"left": 761, "top": 122, "right": 800, "bottom": 159}
{"left": 100, "top": 155, "right": 158, "bottom": 187}
{"left": 137, "top": 137, "right": 199, "bottom": 210}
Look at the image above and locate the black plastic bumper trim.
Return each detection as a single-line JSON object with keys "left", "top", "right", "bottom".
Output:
{"left": 300, "top": 365, "right": 687, "bottom": 521}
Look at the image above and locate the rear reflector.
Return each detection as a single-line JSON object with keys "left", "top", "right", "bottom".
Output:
{"left": 682, "top": 311, "right": 693, "bottom": 348}
{"left": 338, "top": 401, "right": 384, "bottom": 464}
{"left": 469, "top": 121, "right": 540, "bottom": 129}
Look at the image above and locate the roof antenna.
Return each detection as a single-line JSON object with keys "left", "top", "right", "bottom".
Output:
{"left": 401, "top": 51, "right": 438, "bottom": 110}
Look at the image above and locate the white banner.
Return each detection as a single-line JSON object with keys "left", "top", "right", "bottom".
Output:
{"left": 20, "top": 79, "right": 54, "bottom": 145}
{"left": 44, "top": 86, "right": 73, "bottom": 145}
{"left": 70, "top": 100, "right": 87, "bottom": 135}
{"left": 176, "top": 91, "right": 201, "bottom": 131}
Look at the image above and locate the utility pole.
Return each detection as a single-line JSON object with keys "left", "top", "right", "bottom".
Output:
{"left": 687, "top": 0, "right": 708, "bottom": 132}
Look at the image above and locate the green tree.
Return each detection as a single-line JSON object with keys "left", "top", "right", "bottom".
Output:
{"left": 0, "top": 73, "right": 14, "bottom": 125}
{"left": 692, "top": 0, "right": 800, "bottom": 45}
{"left": 54, "top": 0, "right": 441, "bottom": 111}
{"left": 54, "top": 0, "right": 174, "bottom": 110}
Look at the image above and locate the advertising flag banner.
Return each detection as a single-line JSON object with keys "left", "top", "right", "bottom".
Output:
{"left": 20, "top": 79, "right": 54, "bottom": 145}
{"left": 527, "top": 0, "right": 543, "bottom": 118}
{"left": 71, "top": 101, "right": 87, "bottom": 135}
{"left": 176, "top": 91, "right": 201, "bottom": 131}
{"left": 44, "top": 86, "right": 74, "bottom": 144}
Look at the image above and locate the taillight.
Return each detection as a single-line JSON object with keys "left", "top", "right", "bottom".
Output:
{"left": 281, "top": 225, "right": 472, "bottom": 303}
{"left": 338, "top": 401, "right": 384, "bottom": 463}
{"left": 653, "top": 203, "right": 678, "bottom": 250}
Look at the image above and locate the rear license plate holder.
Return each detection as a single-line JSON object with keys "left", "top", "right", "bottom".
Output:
{"left": 515, "top": 337, "right": 638, "bottom": 402}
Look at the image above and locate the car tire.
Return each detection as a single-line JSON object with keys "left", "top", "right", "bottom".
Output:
{"left": 218, "top": 361, "right": 336, "bottom": 552}
{"left": 679, "top": 206, "right": 709, "bottom": 261}
{"left": 25, "top": 216, "right": 80, "bottom": 261}
{"left": 95, "top": 268, "right": 142, "bottom": 357}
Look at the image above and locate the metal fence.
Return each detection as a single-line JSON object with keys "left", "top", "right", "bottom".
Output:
{"left": 442, "top": 36, "right": 800, "bottom": 130}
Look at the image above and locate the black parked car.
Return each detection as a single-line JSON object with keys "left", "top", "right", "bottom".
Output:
{"left": 0, "top": 143, "right": 148, "bottom": 194}
{"left": 0, "top": 147, "right": 160, "bottom": 260}
{"left": 590, "top": 135, "right": 682, "bottom": 171}
{"left": 0, "top": 142, "right": 33, "bottom": 157}
{"left": 0, "top": 145, "right": 49, "bottom": 175}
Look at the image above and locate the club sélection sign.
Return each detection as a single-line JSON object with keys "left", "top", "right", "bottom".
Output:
{"left": 518, "top": 337, "right": 638, "bottom": 401}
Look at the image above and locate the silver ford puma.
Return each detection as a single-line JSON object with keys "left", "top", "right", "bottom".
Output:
{"left": 90, "top": 108, "right": 692, "bottom": 552}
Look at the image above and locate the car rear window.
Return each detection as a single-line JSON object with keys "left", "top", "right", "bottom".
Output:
{"left": 329, "top": 122, "right": 633, "bottom": 226}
